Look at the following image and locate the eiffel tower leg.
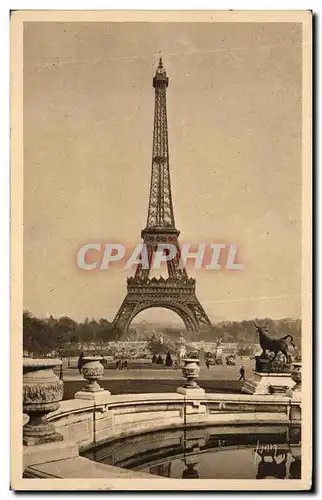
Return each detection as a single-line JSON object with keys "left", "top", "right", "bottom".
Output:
{"left": 182, "top": 314, "right": 198, "bottom": 334}
{"left": 112, "top": 295, "right": 136, "bottom": 334}
{"left": 188, "top": 301, "right": 212, "bottom": 330}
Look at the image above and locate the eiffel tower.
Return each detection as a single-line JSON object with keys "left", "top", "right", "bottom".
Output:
{"left": 113, "top": 58, "right": 212, "bottom": 335}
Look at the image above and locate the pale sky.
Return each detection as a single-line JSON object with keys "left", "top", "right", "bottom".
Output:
{"left": 23, "top": 21, "right": 302, "bottom": 324}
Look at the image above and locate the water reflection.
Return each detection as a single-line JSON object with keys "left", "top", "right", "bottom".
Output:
{"left": 149, "top": 463, "right": 172, "bottom": 477}
{"left": 83, "top": 423, "right": 301, "bottom": 480}
{"left": 179, "top": 425, "right": 202, "bottom": 479}
{"left": 254, "top": 447, "right": 301, "bottom": 480}
{"left": 255, "top": 448, "right": 288, "bottom": 479}
{"left": 182, "top": 461, "right": 200, "bottom": 479}
{"left": 289, "top": 455, "right": 301, "bottom": 479}
{"left": 253, "top": 427, "right": 301, "bottom": 480}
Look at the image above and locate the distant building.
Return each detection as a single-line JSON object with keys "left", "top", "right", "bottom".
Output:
{"left": 186, "top": 341, "right": 259, "bottom": 358}
{"left": 76, "top": 340, "right": 150, "bottom": 358}
{"left": 187, "top": 341, "right": 220, "bottom": 353}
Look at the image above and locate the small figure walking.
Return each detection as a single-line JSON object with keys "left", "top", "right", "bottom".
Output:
{"left": 206, "top": 360, "right": 210, "bottom": 370}
{"left": 77, "top": 351, "right": 85, "bottom": 374}
{"left": 239, "top": 365, "right": 246, "bottom": 381}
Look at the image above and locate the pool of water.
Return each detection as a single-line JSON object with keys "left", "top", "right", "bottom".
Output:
{"left": 83, "top": 424, "right": 301, "bottom": 480}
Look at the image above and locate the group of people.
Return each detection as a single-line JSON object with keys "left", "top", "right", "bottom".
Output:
{"left": 199, "top": 358, "right": 247, "bottom": 381}
{"left": 152, "top": 351, "right": 174, "bottom": 367}
{"left": 77, "top": 350, "right": 246, "bottom": 381}
{"left": 115, "top": 358, "right": 128, "bottom": 370}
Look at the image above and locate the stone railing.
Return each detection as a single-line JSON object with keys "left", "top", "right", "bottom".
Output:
{"left": 22, "top": 357, "right": 301, "bottom": 482}
{"left": 47, "top": 391, "right": 300, "bottom": 452}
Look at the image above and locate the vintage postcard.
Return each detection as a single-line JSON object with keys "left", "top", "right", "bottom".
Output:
{"left": 11, "top": 10, "right": 312, "bottom": 491}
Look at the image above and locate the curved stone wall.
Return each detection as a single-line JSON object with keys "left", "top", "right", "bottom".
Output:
{"left": 21, "top": 357, "right": 302, "bottom": 484}
{"left": 46, "top": 392, "right": 300, "bottom": 451}
{"left": 23, "top": 392, "right": 301, "bottom": 480}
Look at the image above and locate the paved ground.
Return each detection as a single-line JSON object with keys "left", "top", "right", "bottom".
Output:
{"left": 62, "top": 379, "right": 245, "bottom": 400}
{"left": 58, "top": 359, "right": 254, "bottom": 400}
{"left": 59, "top": 358, "right": 253, "bottom": 381}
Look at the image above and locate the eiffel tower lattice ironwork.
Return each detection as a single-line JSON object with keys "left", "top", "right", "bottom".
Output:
{"left": 113, "top": 58, "right": 212, "bottom": 334}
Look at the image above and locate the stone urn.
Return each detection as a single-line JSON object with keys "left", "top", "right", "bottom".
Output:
{"left": 291, "top": 362, "right": 302, "bottom": 392}
{"left": 81, "top": 356, "right": 104, "bottom": 392}
{"left": 23, "top": 358, "right": 64, "bottom": 446}
{"left": 181, "top": 358, "right": 201, "bottom": 389}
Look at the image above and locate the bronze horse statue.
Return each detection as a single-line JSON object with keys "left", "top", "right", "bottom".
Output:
{"left": 253, "top": 321, "right": 295, "bottom": 363}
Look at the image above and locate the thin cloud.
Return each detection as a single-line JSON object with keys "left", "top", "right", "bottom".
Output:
{"left": 202, "top": 293, "right": 302, "bottom": 306}
{"left": 33, "top": 42, "right": 303, "bottom": 68}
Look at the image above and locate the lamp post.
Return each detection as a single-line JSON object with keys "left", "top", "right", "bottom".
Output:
{"left": 56, "top": 335, "right": 64, "bottom": 380}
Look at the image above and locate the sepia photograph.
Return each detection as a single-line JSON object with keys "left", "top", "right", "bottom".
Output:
{"left": 10, "top": 10, "right": 312, "bottom": 491}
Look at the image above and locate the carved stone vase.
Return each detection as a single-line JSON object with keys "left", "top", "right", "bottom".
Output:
{"left": 23, "top": 358, "right": 64, "bottom": 446}
{"left": 291, "top": 362, "right": 302, "bottom": 392}
{"left": 81, "top": 356, "right": 104, "bottom": 392}
{"left": 181, "top": 358, "right": 200, "bottom": 389}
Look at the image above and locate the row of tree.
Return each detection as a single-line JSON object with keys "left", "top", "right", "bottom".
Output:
{"left": 23, "top": 310, "right": 301, "bottom": 357}
{"left": 201, "top": 318, "right": 301, "bottom": 345}
{"left": 23, "top": 310, "right": 121, "bottom": 357}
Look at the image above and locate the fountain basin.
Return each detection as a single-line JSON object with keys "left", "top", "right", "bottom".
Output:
{"left": 23, "top": 392, "right": 301, "bottom": 481}
{"left": 82, "top": 424, "right": 301, "bottom": 480}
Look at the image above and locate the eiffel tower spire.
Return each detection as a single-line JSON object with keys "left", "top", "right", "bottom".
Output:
{"left": 146, "top": 57, "right": 175, "bottom": 229}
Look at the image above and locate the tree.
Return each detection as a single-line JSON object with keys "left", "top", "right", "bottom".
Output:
{"left": 23, "top": 310, "right": 56, "bottom": 356}
{"left": 56, "top": 316, "right": 77, "bottom": 336}
{"left": 78, "top": 327, "right": 94, "bottom": 344}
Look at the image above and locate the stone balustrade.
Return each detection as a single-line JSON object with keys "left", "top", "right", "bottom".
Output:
{"left": 45, "top": 391, "right": 300, "bottom": 452}
{"left": 22, "top": 357, "right": 302, "bottom": 482}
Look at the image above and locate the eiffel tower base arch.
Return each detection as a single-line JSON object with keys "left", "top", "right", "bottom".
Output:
{"left": 112, "top": 279, "right": 212, "bottom": 336}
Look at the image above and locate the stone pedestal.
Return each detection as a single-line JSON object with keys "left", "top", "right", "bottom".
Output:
{"left": 74, "top": 389, "right": 111, "bottom": 404}
{"left": 177, "top": 386, "right": 205, "bottom": 396}
{"left": 242, "top": 371, "right": 296, "bottom": 395}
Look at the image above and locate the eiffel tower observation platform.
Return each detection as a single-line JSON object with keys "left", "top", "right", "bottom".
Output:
{"left": 126, "top": 276, "right": 197, "bottom": 295}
